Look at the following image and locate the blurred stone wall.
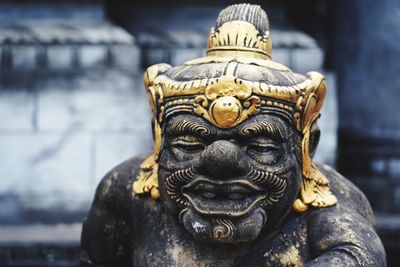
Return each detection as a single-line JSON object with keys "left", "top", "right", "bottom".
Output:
{"left": 0, "top": 2, "right": 152, "bottom": 224}
{"left": 332, "top": 1, "right": 400, "bottom": 263}
{"left": 334, "top": 0, "right": 400, "bottom": 213}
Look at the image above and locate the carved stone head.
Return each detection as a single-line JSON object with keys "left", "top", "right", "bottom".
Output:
{"left": 133, "top": 4, "right": 337, "bottom": 243}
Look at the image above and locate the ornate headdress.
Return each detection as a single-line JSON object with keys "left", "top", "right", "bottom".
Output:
{"left": 133, "top": 4, "right": 337, "bottom": 212}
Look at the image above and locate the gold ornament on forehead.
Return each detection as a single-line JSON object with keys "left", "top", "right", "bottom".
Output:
{"left": 193, "top": 75, "right": 260, "bottom": 129}
{"left": 133, "top": 3, "right": 337, "bottom": 213}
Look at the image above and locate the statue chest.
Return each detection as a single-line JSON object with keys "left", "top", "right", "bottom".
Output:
{"left": 131, "top": 208, "right": 310, "bottom": 267}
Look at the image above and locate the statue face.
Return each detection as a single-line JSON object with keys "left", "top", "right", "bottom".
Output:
{"left": 157, "top": 113, "right": 302, "bottom": 243}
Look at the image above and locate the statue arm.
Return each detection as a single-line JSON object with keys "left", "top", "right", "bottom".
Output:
{"left": 305, "top": 168, "right": 386, "bottom": 267}
{"left": 306, "top": 206, "right": 385, "bottom": 267}
{"left": 80, "top": 159, "right": 136, "bottom": 266}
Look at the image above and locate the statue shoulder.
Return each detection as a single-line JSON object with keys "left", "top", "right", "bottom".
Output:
{"left": 316, "top": 163, "right": 375, "bottom": 224}
{"left": 92, "top": 154, "right": 149, "bottom": 216}
{"left": 81, "top": 155, "right": 149, "bottom": 265}
{"left": 304, "top": 164, "right": 386, "bottom": 266}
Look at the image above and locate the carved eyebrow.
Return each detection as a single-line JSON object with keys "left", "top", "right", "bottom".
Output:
{"left": 239, "top": 120, "right": 290, "bottom": 141}
{"left": 167, "top": 119, "right": 211, "bottom": 137}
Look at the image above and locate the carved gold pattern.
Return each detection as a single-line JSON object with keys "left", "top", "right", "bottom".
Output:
{"left": 207, "top": 20, "right": 271, "bottom": 60}
{"left": 153, "top": 73, "right": 314, "bottom": 109}
{"left": 247, "top": 168, "right": 288, "bottom": 207}
{"left": 168, "top": 119, "right": 211, "bottom": 136}
{"left": 188, "top": 76, "right": 261, "bottom": 128}
{"left": 184, "top": 55, "right": 288, "bottom": 72}
{"left": 165, "top": 167, "right": 196, "bottom": 206}
{"left": 134, "top": 14, "right": 337, "bottom": 212}
{"left": 213, "top": 218, "right": 235, "bottom": 241}
{"left": 133, "top": 154, "right": 159, "bottom": 200}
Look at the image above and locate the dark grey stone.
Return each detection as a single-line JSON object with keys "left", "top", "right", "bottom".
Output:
{"left": 334, "top": 0, "right": 400, "bottom": 139}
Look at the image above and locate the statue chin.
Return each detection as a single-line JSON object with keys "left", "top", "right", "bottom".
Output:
{"left": 179, "top": 207, "right": 266, "bottom": 243}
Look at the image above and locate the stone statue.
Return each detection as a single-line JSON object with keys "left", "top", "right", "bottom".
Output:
{"left": 80, "top": 4, "right": 386, "bottom": 266}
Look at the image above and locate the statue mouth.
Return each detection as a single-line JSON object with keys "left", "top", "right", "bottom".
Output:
{"left": 182, "top": 179, "right": 266, "bottom": 217}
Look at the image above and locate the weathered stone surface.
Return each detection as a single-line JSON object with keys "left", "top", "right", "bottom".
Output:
{"left": 0, "top": 27, "right": 32, "bottom": 44}
{"left": 0, "top": 71, "right": 152, "bottom": 219}
{"left": 270, "top": 30, "right": 318, "bottom": 48}
{"left": 388, "top": 159, "right": 400, "bottom": 179}
{"left": 72, "top": 22, "right": 134, "bottom": 44}
{"left": 334, "top": 0, "right": 400, "bottom": 139}
{"left": 0, "top": 21, "right": 137, "bottom": 72}
{"left": 292, "top": 48, "right": 324, "bottom": 73}
{"left": 37, "top": 72, "right": 150, "bottom": 131}
{"left": 315, "top": 72, "right": 338, "bottom": 166}
{"left": 109, "top": 44, "right": 140, "bottom": 71}
{"left": 46, "top": 45, "right": 74, "bottom": 70}
{"left": 94, "top": 132, "right": 152, "bottom": 183}
{"left": 334, "top": 0, "right": 400, "bottom": 220}
{"left": 0, "top": 2, "right": 104, "bottom": 23}
{"left": 142, "top": 48, "right": 168, "bottom": 68}
{"left": 169, "top": 48, "right": 204, "bottom": 66}
{"left": 0, "top": 223, "right": 81, "bottom": 243}
{"left": 0, "top": 242, "right": 79, "bottom": 267}
{"left": 272, "top": 48, "right": 291, "bottom": 68}
{"left": 0, "top": 89, "right": 35, "bottom": 130}
{"left": 11, "top": 45, "right": 37, "bottom": 70}
{"left": 0, "top": 133, "right": 92, "bottom": 195}
{"left": 79, "top": 45, "right": 107, "bottom": 68}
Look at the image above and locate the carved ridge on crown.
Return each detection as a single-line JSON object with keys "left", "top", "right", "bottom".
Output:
{"left": 152, "top": 73, "right": 317, "bottom": 131}
{"left": 206, "top": 20, "right": 272, "bottom": 60}
{"left": 207, "top": 4, "right": 272, "bottom": 60}
{"left": 154, "top": 75, "right": 312, "bottom": 102}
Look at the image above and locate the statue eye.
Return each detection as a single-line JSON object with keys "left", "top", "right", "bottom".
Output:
{"left": 244, "top": 138, "right": 283, "bottom": 165}
{"left": 171, "top": 136, "right": 205, "bottom": 153}
{"left": 246, "top": 142, "right": 280, "bottom": 154}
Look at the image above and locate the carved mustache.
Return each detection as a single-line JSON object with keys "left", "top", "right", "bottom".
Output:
{"left": 165, "top": 167, "right": 196, "bottom": 206}
{"left": 247, "top": 168, "right": 287, "bottom": 207}
{"left": 165, "top": 166, "right": 288, "bottom": 208}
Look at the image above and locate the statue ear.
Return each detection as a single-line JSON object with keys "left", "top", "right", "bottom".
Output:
{"left": 309, "top": 123, "right": 320, "bottom": 159}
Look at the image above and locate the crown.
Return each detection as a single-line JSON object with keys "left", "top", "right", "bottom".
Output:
{"left": 133, "top": 4, "right": 337, "bottom": 213}
{"left": 207, "top": 4, "right": 272, "bottom": 60}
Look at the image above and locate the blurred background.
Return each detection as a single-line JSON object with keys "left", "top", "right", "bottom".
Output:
{"left": 0, "top": 0, "right": 399, "bottom": 266}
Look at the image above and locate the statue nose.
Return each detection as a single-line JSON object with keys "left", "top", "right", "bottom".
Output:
{"left": 199, "top": 140, "right": 248, "bottom": 178}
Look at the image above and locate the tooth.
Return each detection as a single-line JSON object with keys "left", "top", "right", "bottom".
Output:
{"left": 228, "top": 193, "right": 244, "bottom": 200}
{"left": 201, "top": 192, "right": 216, "bottom": 199}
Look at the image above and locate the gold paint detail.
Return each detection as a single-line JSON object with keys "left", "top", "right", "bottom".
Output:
{"left": 293, "top": 72, "right": 337, "bottom": 213}
{"left": 207, "top": 21, "right": 272, "bottom": 60}
{"left": 247, "top": 168, "right": 288, "bottom": 207}
{"left": 152, "top": 73, "right": 310, "bottom": 128}
{"left": 168, "top": 119, "right": 211, "bottom": 137}
{"left": 165, "top": 168, "right": 196, "bottom": 206}
{"left": 133, "top": 63, "right": 172, "bottom": 199}
{"left": 154, "top": 74, "right": 310, "bottom": 105}
{"left": 210, "top": 96, "right": 242, "bottom": 128}
{"left": 184, "top": 56, "right": 289, "bottom": 72}
{"left": 133, "top": 154, "right": 159, "bottom": 200}
{"left": 188, "top": 76, "right": 261, "bottom": 128}
{"left": 293, "top": 199, "right": 308, "bottom": 213}
{"left": 271, "top": 245, "right": 303, "bottom": 266}
{"left": 212, "top": 218, "right": 235, "bottom": 241}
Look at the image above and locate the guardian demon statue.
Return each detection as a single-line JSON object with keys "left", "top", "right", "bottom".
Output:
{"left": 81, "top": 4, "right": 386, "bottom": 266}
